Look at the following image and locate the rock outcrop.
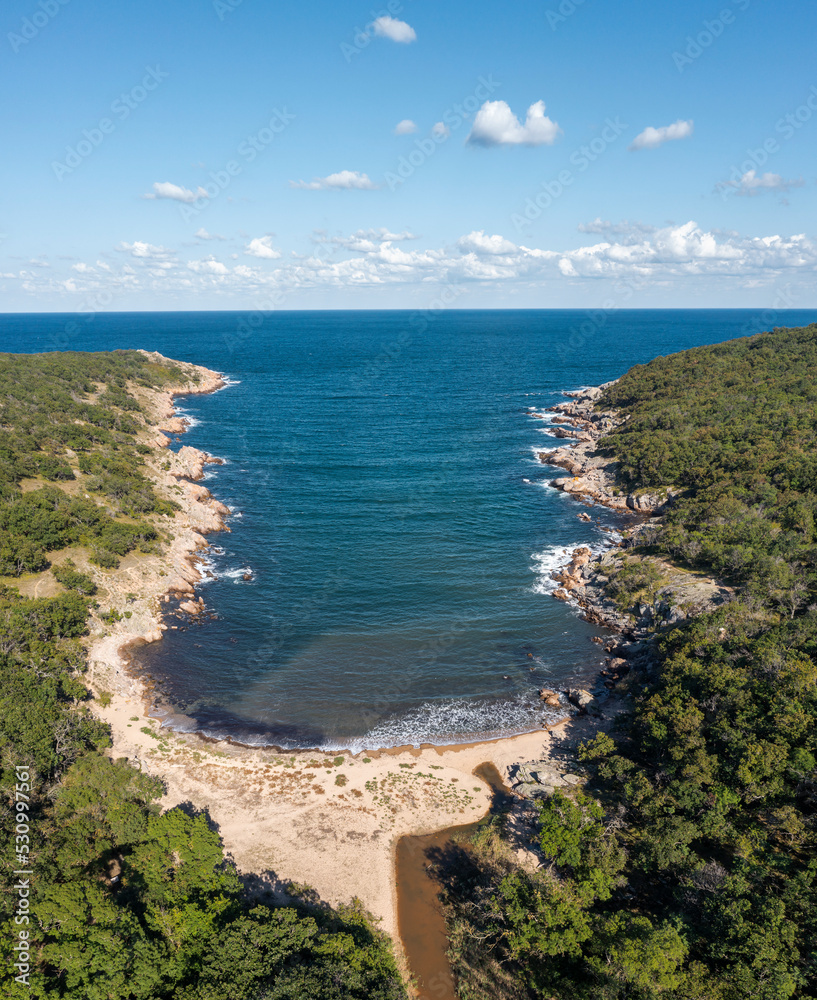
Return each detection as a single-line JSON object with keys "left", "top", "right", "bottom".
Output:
{"left": 511, "top": 760, "right": 584, "bottom": 799}
{"left": 533, "top": 383, "right": 679, "bottom": 514}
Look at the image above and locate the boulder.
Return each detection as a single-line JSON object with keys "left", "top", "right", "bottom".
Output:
{"left": 567, "top": 688, "right": 595, "bottom": 710}
{"left": 515, "top": 781, "right": 555, "bottom": 799}
{"left": 539, "top": 688, "right": 562, "bottom": 708}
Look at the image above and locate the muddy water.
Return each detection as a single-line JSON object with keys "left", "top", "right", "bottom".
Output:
{"left": 396, "top": 762, "right": 513, "bottom": 1000}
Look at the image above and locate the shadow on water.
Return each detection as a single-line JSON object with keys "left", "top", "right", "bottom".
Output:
{"left": 395, "top": 762, "right": 512, "bottom": 1000}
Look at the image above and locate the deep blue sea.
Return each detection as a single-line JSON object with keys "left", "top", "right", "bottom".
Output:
{"left": 2, "top": 309, "right": 814, "bottom": 749}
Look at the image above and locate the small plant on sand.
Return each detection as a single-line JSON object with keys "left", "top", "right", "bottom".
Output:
{"left": 335, "top": 774, "right": 348, "bottom": 787}
{"left": 333, "top": 756, "right": 345, "bottom": 766}
{"left": 97, "top": 691, "right": 112, "bottom": 708}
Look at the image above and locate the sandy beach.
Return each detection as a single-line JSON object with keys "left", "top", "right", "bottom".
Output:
{"left": 83, "top": 351, "right": 584, "bottom": 956}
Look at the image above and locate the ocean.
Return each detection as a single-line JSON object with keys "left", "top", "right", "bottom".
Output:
{"left": 2, "top": 308, "right": 814, "bottom": 749}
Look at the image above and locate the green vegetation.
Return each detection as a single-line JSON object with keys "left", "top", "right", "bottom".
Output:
{"left": 441, "top": 324, "right": 817, "bottom": 999}
{"left": 0, "top": 351, "right": 406, "bottom": 1000}
{"left": 0, "top": 351, "right": 182, "bottom": 576}
{"left": 50, "top": 560, "right": 96, "bottom": 596}
{"left": 598, "top": 323, "right": 817, "bottom": 612}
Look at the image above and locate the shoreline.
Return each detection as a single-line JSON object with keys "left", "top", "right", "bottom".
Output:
{"left": 83, "top": 360, "right": 622, "bottom": 971}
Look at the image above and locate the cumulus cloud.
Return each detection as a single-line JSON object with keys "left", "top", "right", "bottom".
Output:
{"left": 196, "top": 227, "right": 227, "bottom": 241}
{"left": 311, "top": 228, "right": 419, "bottom": 254}
{"left": 725, "top": 170, "right": 805, "bottom": 196}
{"left": 577, "top": 218, "right": 658, "bottom": 241}
{"left": 457, "top": 231, "right": 518, "bottom": 255}
{"left": 116, "top": 241, "right": 174, "bottom": 260}
{"left": 187, "top": 257, "right": 228, "bottom": 274}
{"left": 467, "top": 100, "right": 561, "bottom": 147}
{"left": 432, "top": 122, "right": 451, "bottom": 139}
{"left": 629, "top": 119, "right": 693, "bottom": 151}
{"left": 245, "top": 236, "right": 282, "bottom": 259}
{"left": 290, "top": 170, "right": 379, "bottom": 191}
{"left": 143, "top": 181, "right": 209, "bottom": 203}
{"left": 556, "top": 220, "right": 812, "bottom": 278}
{"left": 394, "top": 119, "right": 418, "bottom": 135}
{"left": 372, "top": 16, "right": 416, "bottom": 43}
{"left": 19, "top": 221, "right": 817, "bottom": 306}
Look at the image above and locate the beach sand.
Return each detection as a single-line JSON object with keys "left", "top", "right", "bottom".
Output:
{"left": 82, "top": 352, "right": 584, "bottom": 964}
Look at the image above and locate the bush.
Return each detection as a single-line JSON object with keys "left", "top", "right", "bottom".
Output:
{"left": 52, "top": 562, "right": 97, "bottom": 596}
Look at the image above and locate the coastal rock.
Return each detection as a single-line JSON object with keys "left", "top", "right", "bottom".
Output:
{"left": 538, "top": 688, "right": 561, "bottom": 708}
{"left": 158, "top": 417, "right": 188, "bottom": 434}
{"left": 170, "top": 446, "right": 209, "bottom": 481}
{"left": 626, "top": 490, "right": 677, "bottom": 513}
{"left": 552, "top": 588, "right": 570, "bottom": 602}
{"left": 515, "top": 781, "right": 555, "bottom": 799}
{"left": 567, "top": 688, "right": 595, "bottom": 711}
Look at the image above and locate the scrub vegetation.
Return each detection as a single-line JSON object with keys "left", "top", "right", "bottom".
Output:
{"left": 0, "top": 351, "right": 405, "bottom": 1000}
{"left": 441, "top": 325, "right": 817, "bottom": 999}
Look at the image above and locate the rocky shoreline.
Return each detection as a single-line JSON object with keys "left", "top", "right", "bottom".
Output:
{"left": 86, "top": 352, "right": 234, "bottom": 709}
{"left": 517, "top": 382, "right": 731, "bottom": 751}
{"left": 535, "top": 381, "right": 679, "bottom": 514}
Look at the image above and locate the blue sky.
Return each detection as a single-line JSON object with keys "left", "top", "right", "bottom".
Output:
{"left": 2, "top": 0, "right": 816, "bottom": 310}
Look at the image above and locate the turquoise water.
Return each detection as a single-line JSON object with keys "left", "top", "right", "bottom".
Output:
{"left": 2, "top": 309, "right": 815, "bottom": 748}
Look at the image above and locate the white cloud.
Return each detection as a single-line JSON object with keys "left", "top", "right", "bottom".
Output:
{"left": 143, "top": 181, "right": 209, "bottom": 203}
{"left": 629, "top": 119, "right": 693, "bottom": 151}
{"left": 315, "top": 228, "right": 420, "bottom": 253}
{"left": 290, "top": 170, "right": 379, "bottom": 191}
{"left": 457, "top": 231, "right": 518, "bottom": 255}
{"left": 726, "top": 170, "right": 805, "bottom": 196}
{"left": 432, "top": 122, "right": 451, "bottom": 139}
{"left": 19, "top": 221, "right": 817, "bottom": 306}
{"left": 245, "top": 236, "right": 282, "bottom": 259}
{"left": 372, "top": 16, "right": 416, "bottom": 43}
{"left": 556, "top": 220, "right": 812, "bottom": 278}
{"left": 196, "top": 227, "right": 227, "bottom": 241}
{"left": 577, "top": 218, "right": 658, "bottom": 241}
{"left": 116, "top": 241, "right": 174, "bottom": 260}
{"left": 187, "top": 257, "right": 228, "bottom": 274}
{"left": 394, "top": 119, "right": 418, "bottom": 135}
{"left": 467, "top": 100, "right": 561, "bottom": 147}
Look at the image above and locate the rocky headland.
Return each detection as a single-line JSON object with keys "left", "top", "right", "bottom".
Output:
{"left": 520, "top": 382, "right": 733, "bottom": 740}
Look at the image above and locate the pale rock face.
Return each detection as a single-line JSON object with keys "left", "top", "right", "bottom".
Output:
{"left": 567, "top": 688, "right": 595, "bottom": 710}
